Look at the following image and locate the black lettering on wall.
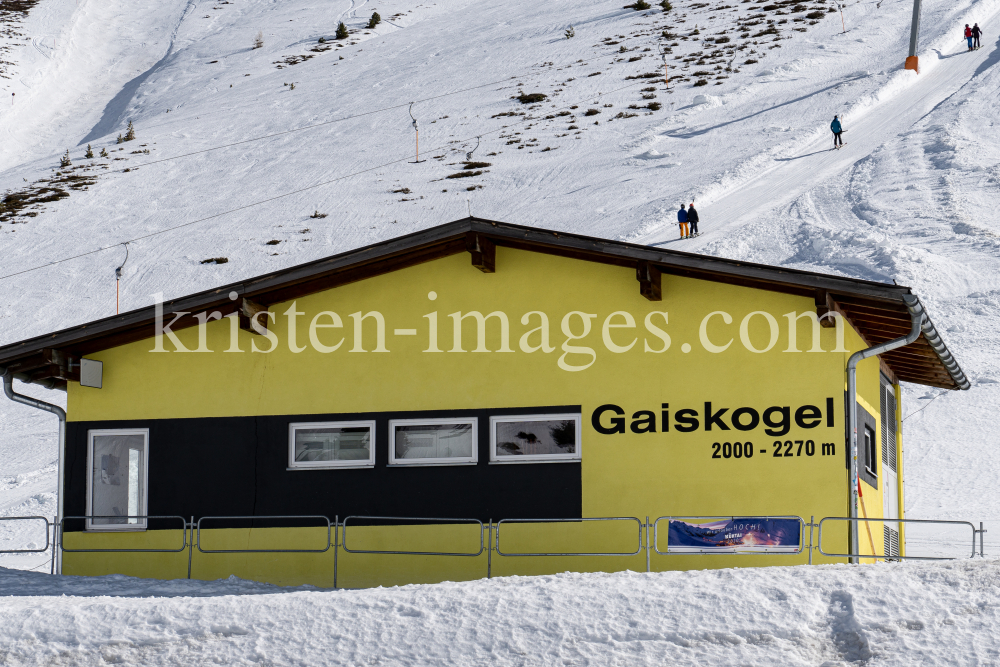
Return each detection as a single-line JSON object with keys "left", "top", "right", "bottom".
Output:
{"left": 704, "top": 402, "right": 731, "bottom": 431}
{"left": 630, "top": 411, "right": 657, "bottom": 434}
{"left": 794, "top": 405, "right": 822, "bottom": 428}
{"left": 731, "top": 407, "right": 760, "bottom": 431}
{"left": 592, "top": 404, "right": 626, "bottom": 434}
{"left": 763, "top": 406, "right": 791, "bottom": 436}
{"left": 674, "top": 409, "right": 700, "bottom": 433}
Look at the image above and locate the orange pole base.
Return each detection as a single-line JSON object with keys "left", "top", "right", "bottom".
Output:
{"left": 905, "top": 56, "right": 919, "bottom": 73}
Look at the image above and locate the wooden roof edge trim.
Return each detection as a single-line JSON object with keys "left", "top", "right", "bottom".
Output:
{"left": 479, "top": 221, "right": 913, "bottom": 303}
{"left": 0, "top": 225, "right": 478, "bottom": 365}
{"left": 242, "top": 223, "right": 475, "bottom": 296}
{"left": 0, "top": 219, "right": 962, "bottom": 391}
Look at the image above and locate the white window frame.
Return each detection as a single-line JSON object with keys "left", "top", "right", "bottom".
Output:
{"left": 863, "top": 424, "right": 877, "bottom": 478}
{"left": 288, "top": 420, "right": 376, "bottom": 470}
{"left": 86, "top": 428, "right": 149, "bottom": 532}
{"left": 388, "top": 417, "right": 478, "bottom": 466}
{"left": 489, "top": 413, "right": 582, "bottom": 464}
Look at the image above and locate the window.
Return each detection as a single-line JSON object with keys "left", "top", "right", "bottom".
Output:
{"left": 864, "top": 424, "right": 877, "bottom": 478}
{"left": 389, "top": 418, "right": 477, "bottom": 466}
{"left": 490, "top": 414, "right": 582, "bottom": 463}
{"left": 856, "top": 404, "right": 878, "bottom": 490}
{"left": 289, "top": 421, "right": 375, "bottom": 469}
{"left": 86, "top": 429, "right": 148, "bottom": 531}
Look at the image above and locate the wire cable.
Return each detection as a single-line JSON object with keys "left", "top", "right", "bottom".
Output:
{"left": 902, "top": 391, "right": 946, "bottom": 421}
{"left": 125, "top": 76, "right": 520, "bottom": 171}
{"left": 0, "top": 79, "right": 652, "bottom": 282}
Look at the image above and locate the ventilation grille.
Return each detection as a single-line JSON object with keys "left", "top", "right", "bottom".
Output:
{"left": 884, "top": 525, "right": 900, "bottom": 559}
{"left": 881, "top": 383, "right": 897, "bottom": 472}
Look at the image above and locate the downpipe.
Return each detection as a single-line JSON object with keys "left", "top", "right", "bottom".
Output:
{"left": 845, "top": 295, "right": 923, "bottom": 564}
{"left": 1, "top": 369, "right": 67, "bottom": 574}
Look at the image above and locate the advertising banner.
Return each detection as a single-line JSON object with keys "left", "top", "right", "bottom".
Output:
{"left": 666, "top": 518, "right": 801, "bottom": 553}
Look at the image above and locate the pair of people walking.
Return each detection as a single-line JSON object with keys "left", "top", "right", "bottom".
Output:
{"left": 677, "top": 203, "right": 699, "bottom": 239}
{"left": 965, "top": 24, "right": 983, "bottom": 51}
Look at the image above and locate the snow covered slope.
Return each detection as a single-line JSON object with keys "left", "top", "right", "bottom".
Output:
{"left": 0, "top": 0, "right": 998, "bottom": 586}
{"left": 2, "top": 561, "right": 1000, "bottom": 665}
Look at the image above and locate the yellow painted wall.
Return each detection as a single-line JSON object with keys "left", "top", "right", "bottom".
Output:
{"left": 65, "top": 247, "right": 898, "bottom": 585}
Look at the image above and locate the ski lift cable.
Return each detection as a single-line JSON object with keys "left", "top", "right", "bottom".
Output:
{"left": 127, "top": 76, "right": 520, "bottom": 172}
{"left": 111, "top": 50, "right": 633, "bottom": 171}
{"left": 0, "top": 79, "right": 653, "bottom": 283}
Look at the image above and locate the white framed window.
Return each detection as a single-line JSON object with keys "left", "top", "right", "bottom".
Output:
{"left": 289, "top": 421, "right": 376, "bottom": 469}
{"left": 389, "top": 418, "right": 478, "bottom": 466}
{"left": 86, "top": 429, "right": 149, "bottom": 531}
{"left": 490, "top": 414, "right": 582, "bottom": 464}
{"left": 864, "top": 424, "right": 877, "bottom": 478}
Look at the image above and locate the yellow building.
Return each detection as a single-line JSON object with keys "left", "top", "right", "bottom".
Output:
{"left": 0, "top": 218, "right": 968, "bottom": 587}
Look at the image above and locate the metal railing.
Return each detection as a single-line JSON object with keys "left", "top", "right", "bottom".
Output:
{"left": 652, "top": 515, "right": 807, "bottom": 556}
{"left": 495, "top": 517, "right": 644, "bottom": 557}
{"left": 341, "top": 516, "right": 484, "bottom": 556}
{"left": 817, "top": 517, "right": 980, "bottom": 561}
{"left": 0, "top": 516, "right": 50, "bottom": 553}
{"left": 0, "top": 510, "right": 979, "bottom": 582}
{"left": 195, "top": 515, "right": 333, "bottom": 554}
{"left": 59, "top": 516, "right": 188, "bottom": 553}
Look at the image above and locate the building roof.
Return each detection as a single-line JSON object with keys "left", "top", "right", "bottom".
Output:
{"left": 0, "top": 217, "right": 970, "bottom": 391}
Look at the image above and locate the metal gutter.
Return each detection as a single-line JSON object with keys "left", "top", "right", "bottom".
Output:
{"left": 844, "top": 294, "right": 968, "bottom": 563}
{"left": 906, "top": 296, "right": 970, "bottom": 390}
{"left": 2, "top": 368, "right": 66, "bottom": 574}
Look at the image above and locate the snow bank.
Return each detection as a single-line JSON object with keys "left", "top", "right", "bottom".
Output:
{"left": 1, "top": 560, "right": 999, "bottom": 665}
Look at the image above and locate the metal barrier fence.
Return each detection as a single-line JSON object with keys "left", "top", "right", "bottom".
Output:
{"left": 0, "top": 511, "right": 987, "bottom": 582}
{"left": 196, "top": 515, "right": 333, "bottom": 554}
{"left": 817, "top": 517, "right": 982, "bottom": 561}
{"left": 495, "top": 517, "right": 644, "bottom": 557}
{"left": 59, "top": 516, "right": 188, "bottom": 553}
{"left": 0, "top": 516, "right": 50, "bottom": 554}
{"left": 341, "top": 516, "right": 484, "bottom": 556}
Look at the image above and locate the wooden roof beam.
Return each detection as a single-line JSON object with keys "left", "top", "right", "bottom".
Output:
{"left": 466, "top": 233, "right": 495, "bottom": 273}
{"left": 637, "top": 261, "right": 662, "bottom": 301}
{"left": 239, "top": 298, "right": 269, "bottom": 336}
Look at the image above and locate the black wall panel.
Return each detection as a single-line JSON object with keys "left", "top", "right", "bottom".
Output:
{"left": 65, "top": 406, "right": 582, "bottom": 529}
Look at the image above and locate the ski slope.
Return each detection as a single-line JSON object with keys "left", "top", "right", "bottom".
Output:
{"left": 644, "top": 18, "right": 1000, "bottom": 249}
{"left": 0, "top": 0, "right": 999, "bottom": 660}
{"left": 1, "top": 560, "right": 1000, "bottom": 665}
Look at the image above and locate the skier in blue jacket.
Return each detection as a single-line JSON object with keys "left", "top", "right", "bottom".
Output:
{"left": 831, "top": 115, "right": 844, "bottom": 149}
{"left": 677, "top": 204, "right": 689, "bottom": 238}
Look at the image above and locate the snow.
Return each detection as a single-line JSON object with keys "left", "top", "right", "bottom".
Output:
{"left": 1, "top": 561, "right": 999, "bottom": 664}
{"left": 1, "top": 0, "right": 1000, "bottom": 659}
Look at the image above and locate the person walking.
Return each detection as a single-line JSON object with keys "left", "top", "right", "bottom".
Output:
{"left": 677, "top": 204, "right": 689, "bottom": 239}
{"left": 831, "top": 115, "right": 844, "bottom": 149}
{"left": 687, "top": 202, "right": 700, "bottom": 236}
{"left": 972, "top": 23, "right": 983, "bottom": 49}
{"left": 965, "top": 24, "right": 974, "bottom": 51}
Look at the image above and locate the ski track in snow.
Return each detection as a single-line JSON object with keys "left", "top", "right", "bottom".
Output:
{"left": 0, "top": 0, "right": 1000, "bottom": 659}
